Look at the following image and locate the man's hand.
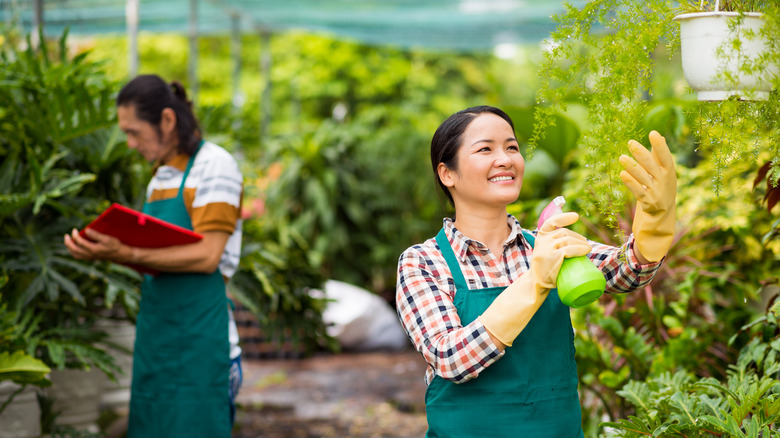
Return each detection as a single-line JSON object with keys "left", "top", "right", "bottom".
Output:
{"left": 619, "top": 130, "right": 677, "bottom": 263}
{"left": 64, "top": 228, "right": 133, "bottom": 263}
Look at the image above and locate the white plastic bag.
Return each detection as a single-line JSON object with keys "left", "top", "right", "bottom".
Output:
{"left": 319, "top": 280, "right": 410, "bottom": 351}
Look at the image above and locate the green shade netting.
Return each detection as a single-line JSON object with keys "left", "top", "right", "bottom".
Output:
{"left": 0, "top": 0, "right": 582, "bottom": 50}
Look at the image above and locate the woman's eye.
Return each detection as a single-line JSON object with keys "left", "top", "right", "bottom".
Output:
{"left": 507, "top": 145, "right": 520, "bottom": 151}
{"left": 478, "top": 147, "right": 491, "bottom": 152}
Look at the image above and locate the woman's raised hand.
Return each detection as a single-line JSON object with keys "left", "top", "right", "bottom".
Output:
{"left": 619, "top": 131, "right": 677, "bottom": 263}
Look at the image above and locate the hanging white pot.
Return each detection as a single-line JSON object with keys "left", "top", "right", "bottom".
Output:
{"left": 0, "top": 381, "right": 41, "bottom": 438}
{"left": 674, "top": 3, "right": 774, "bottom": 101}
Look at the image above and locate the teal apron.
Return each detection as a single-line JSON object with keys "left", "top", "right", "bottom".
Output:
{"left": 425, "top": 229, "right": 583, "bottom": 438}
{"left": 128, "top": 144, "right": 231, "bottom": 438}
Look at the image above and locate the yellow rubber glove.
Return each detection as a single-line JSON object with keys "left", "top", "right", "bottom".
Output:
{"left": 619, "top": 131, "right": 677, "bottom": 263}
{"left": 478, "top": 212, "right": 592, "bottom": 347}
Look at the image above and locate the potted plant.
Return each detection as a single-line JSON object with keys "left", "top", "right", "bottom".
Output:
{"left": 675, "top": 0, "right": 775, "bottom": 100}
{"left": 532, "top": 0, "right": 780, "bottom": 223}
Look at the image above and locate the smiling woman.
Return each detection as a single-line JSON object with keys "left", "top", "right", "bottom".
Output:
{"left": 395, "top": 105, "right": 676, "bottom": 437}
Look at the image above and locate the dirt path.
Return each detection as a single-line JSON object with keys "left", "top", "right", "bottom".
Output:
{"left": 234, "top": 350, "right": 429, "bottom": 438}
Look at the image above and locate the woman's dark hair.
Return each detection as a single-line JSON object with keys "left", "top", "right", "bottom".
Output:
{"left": 430, "top": 105, "right": 516, "bottom": 206}
{"left": 116, "top": 74, "right": 201, "bottom": 155}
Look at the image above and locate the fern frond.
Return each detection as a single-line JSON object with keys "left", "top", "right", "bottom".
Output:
{"left": 618, "top": 380, "right": 655, "bottom": 413}
{"left": 601, "top": 415, "right": 655, "bottom": 436}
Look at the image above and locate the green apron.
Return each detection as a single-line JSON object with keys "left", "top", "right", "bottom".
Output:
{"left": 128, "top": 145, "right": 231, "bottom": 438}
{"left": 425, "top": 229, "right": 583, "bottom": 438}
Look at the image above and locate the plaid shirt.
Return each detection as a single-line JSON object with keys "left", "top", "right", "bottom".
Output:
{"left": 396, "top": 215, "right": 662, "bottom": 385}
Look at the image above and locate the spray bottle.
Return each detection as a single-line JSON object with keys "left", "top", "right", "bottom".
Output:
{"left": 537, "top": 196, "right": 606, "bottom": 308}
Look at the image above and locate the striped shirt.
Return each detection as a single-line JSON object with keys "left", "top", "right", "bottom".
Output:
{"left": 396, "top": 214, "right": 661, "bottom": 385}
{"left": 146, "top": 141, "right": 243, "bottom": 279}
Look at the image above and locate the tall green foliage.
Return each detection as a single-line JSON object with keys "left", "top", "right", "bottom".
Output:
{"left": 530, "top": 5, "right": 780, "bottom": 429}
{"left": 0, "top": 31, "right": 147, "bottom": 376}
{"left": 206, "top": 35, "right": 539, "bottom": 294}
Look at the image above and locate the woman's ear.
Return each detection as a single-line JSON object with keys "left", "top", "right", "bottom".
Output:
{"left": 438, "top": 162, "right": 456, "bottom": 188}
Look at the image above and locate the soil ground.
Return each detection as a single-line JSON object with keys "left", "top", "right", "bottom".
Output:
{"left": 233, "top": 350, "right": 429, "bottom": 438}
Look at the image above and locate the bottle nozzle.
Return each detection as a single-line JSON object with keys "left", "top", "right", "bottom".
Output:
{"left": 538, "top": 196, "right": 567, "bottom": 229}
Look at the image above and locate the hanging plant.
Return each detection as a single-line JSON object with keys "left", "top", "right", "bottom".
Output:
{"left": 533, "top": 0, "right": 780, "bottom": 223}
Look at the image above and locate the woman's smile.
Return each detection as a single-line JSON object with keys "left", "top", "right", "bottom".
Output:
{"left": 488, "top": 173, "right": 515, "bottom": 183}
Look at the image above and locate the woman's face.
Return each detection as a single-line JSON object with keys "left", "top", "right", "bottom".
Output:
{"left": 440, "top": 113, "right": 525, "bottom": 209}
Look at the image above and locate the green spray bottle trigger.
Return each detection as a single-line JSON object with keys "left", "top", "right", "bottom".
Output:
{"left": 537, "top": 196, "right": 606, "bottom": 308}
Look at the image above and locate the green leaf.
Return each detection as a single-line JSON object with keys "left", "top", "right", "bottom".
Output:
{"left": 601, "top": 415, "right": 654, "bottom": 435}
{"left": 47, "top": 269, "right": 84, "bottom": 304}
{"left": 618, "top": 380, "right": 654, "bottom": 413}
{"left": 45, "top": 173, "right": 97, "bottom": 198}
{"left": 700, "top": 414, "right": 729, "bottom": 434}
{"left": 642, "top": 102, "right": 688, "bottom": 140}
{"left": 43, "top": 340, "right": 66, "bottom": 370}
{"left": 699, "top": 394, "right": 727, "bottom": 417}
{"left": 0, "top": 194, "right": 35, "bottom": 217}
{"left": 599, "top": 366, "right": 630, "bottom": 389}
{"left": 668, "top": 392, "right": 698, "bottom": 425}
{"left": 0, "top": 350, "right": 51, "bottom": 386}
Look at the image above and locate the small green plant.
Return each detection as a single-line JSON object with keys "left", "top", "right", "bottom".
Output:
{"left": 0, "top": 302, "right": 51, "bottom": 416}
{"left": 602, "top": 300, "right": 780, "bottom": 437}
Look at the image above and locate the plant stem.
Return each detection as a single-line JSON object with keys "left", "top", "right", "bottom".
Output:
{"left": 0, "top": 383, "right": 26, "bottom": 415}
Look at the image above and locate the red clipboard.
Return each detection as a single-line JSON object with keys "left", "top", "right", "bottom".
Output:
{"left": 80, "top": 203, "right": 202, "bottom": 276}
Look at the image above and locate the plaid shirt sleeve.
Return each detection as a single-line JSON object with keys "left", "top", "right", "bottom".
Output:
{"left": 587, "top": 233, "right": 663, "bottom": 293}
{"left": 396, "top": 244, "right": 504, "bottom": 385}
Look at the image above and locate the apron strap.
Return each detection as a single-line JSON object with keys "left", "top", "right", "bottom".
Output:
{"left": 436, "top": 227, "right": 537, "bottom": 290}
{"left": 435, "top": 228, "right": 469, "bottom": 290}
{"left": 521, "top": 229, "right": 535, "bottom": 249}
{"left": 176, "top": 140, "right": 204, "bottom": 198}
